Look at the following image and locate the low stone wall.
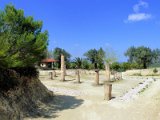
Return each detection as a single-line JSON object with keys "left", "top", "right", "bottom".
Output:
{"left": 39, "top": 69, "right": 106, "bottom": 76}
{"left": 123, "top": 68, "right": 160, "bottom": 76}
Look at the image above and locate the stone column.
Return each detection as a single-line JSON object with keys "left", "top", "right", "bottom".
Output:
{"left": 53, "top": 70, "right": 56, "bottom": 77}
{"left": 50, "top": 72, "right": 53, "bottom": 80}
{"left": 76, "top": 69, "right": 80, "bottom": 83}
{"left": 61, "top": 54, "right": 65, "bottom": 81}
{"left": 95, "top": 69, "right": 99, "bottom": 85}
{"left": 104, "top": 83, "right": 112, "bottom": 101}
{"left": 64, "top": 64, "right": 67, "bottom": 75}
{"left": 105, "top": 63, "right": 110, "bottom": 82}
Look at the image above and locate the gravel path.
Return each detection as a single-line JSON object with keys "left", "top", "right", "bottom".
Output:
{"left": 115, "top": 78, "right": 156, "bottom": 101}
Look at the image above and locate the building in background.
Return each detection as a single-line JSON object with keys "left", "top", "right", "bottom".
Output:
{"left": 40, "top": 58, "right": 57, "bottom": 69}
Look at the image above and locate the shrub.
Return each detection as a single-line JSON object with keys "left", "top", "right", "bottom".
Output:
{"left": 121, "top": 62, "right": 131, "bottom": 71}
{"left": 153, "top": 68, "right": 158, "bottom": 74}
{"left": 110, "top": 62, "right": 121, "bottom": 72}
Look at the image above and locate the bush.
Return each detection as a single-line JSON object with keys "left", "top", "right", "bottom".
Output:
{"left": 121, "top": 62, "right": 131, "bottom": 71}
{"left": 110, "top": 62, "right": 121, "bottom": 72}
{"left": 110, "top": 62, "right": 142, "bottom": 72}
{"left": 153, "top": 68, "right": 158, "bottom": 74}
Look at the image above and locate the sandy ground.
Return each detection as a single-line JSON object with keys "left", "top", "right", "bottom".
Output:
{"left": 25, "top": 70, "right": 160, "bottom": 120}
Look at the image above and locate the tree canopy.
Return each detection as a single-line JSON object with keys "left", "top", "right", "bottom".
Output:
{"left": 125, "top": 46, "right": 158, "bottom": 69}
{"left": 0, "top": 5, "right": 48, "bottom": 68}
{"left": 53, "top": 47, "right": 71, "bottom": 68}
{"left": 84, "top": 48, "right": 105, "bottom": 69}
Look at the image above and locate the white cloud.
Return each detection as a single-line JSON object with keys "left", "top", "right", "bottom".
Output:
{"left": 125, "top": 1, "right": 152, "bottom": 23}
{"left": 133, "top": 1, "right": 148, "bottom": 13}
{"left": 127, "top": 13, "right": 152, "bottom": 22}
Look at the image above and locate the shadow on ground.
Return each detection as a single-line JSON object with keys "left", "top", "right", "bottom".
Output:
{"left": 26, "top": 95, "right": 84, "bottom": 119}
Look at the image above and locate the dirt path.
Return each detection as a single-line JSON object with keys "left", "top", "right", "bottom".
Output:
{"left": 25, "top": 71, "right": 160, "bottom": 120}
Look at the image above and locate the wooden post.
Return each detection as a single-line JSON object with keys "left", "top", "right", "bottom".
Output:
{"left": 95, "top": 69, "right": 99, "bottom": 85}
{"left": 105, "top": 64, "right": 110, "bottom": 82}
{"left": 76, "top": 69, "right": 80, "bottom": 83}
{"left": 61, "top": 54, "right": 65, "bottom": 81}
{"left": 104, "top": 83, "right": 112, "bottom": 100}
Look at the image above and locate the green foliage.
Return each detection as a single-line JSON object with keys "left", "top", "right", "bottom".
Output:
{"left": 69, "top": 58, "right": 92, "bottom": 70}
{"left": 73, "top": 57, "right": 83, "bottom": 69}
{"left": 0, "top": 5, "right": 48, "bottom": 68}
{"left": 81, "top": 59, "right": 90, "bottom": 69}
{"left": 149, "top": 63, "right": 160, "bottom": 68}
{"left": 110, "top": 62, "right": 141, "bottom": 72}
{"left": 69, "top": 62, "right": 76, "bottom": 69}
{"left": 153, "top": 68, "right": 158, "bottom": 74}
{"left": 110, "top": 62, "right": 121, "bottom": 71}
{"left": 130, "top": 63, "right": 141, "bottom": 69}
{"left": 125, "top": 46, "right": 153, "bottom": 69}
{"left": 121, "top": 62, "right": 131, "bottom": 71}
{"left": 53, "top": 47, "right": 71, "bottom": 68}
{"left": 125, "top": 46, "right": 136, "bottom": 63}
{"left": 152, "top": 49, "right": 160, "bottom": 64}
{"left": 84, "top": 47, "right": 105, "bottom": 69}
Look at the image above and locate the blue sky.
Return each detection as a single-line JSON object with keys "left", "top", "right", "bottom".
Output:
{"left": 0, "top": 0, "right": 160, "bottom": 61}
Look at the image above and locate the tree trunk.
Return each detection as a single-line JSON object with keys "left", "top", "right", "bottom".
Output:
{"left": 61, "top": 54, "right": 65, "bottom": 81}
{"left": 95, "top": 69, "right": 99, "bottom": 85}
{"left": 76, "top": 69, "right": 80, "bottom": 83}
{"left": 143, "top": 62, "right": 147, "bottom": 69}
{"left": 105, "top": 63, "right": 110, "bottom": 82}
{"left": 104, "top": 83, "right": 112, "bottom": 101}
{"left": 94, "top": 63, "right": 98, "bottom": 69}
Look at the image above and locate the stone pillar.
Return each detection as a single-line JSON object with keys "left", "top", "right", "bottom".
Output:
{"left": 76, "top": 69, "right": 80, "bottom": 83}
{"left": 64, "top": 64, "right": 67, "bottom": 75}
{"left": 50, "top": 72, "right": 53, "bottom": 80}
{"left": 104, "top": 83, "right": 112, "bottom": 101}
{"left": 61, "top": 54, "right": 65, "bottom": 81}
{"left": 53, "top": 70, "right": 56, "bottom": 77}
{"left": 105, "top": 64, "right": 110, "bottom": 82}
{"left": 95, "top": 69, "right": 99, "bottom": 85}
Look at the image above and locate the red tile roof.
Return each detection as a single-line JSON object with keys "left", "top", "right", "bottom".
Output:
{"left": 41, "top": 58, "right": 57, "bottom": 63}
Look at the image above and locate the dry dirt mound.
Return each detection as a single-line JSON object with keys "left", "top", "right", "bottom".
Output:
{"left": 0, "top": 78, "right": 53, "bottom": 120}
